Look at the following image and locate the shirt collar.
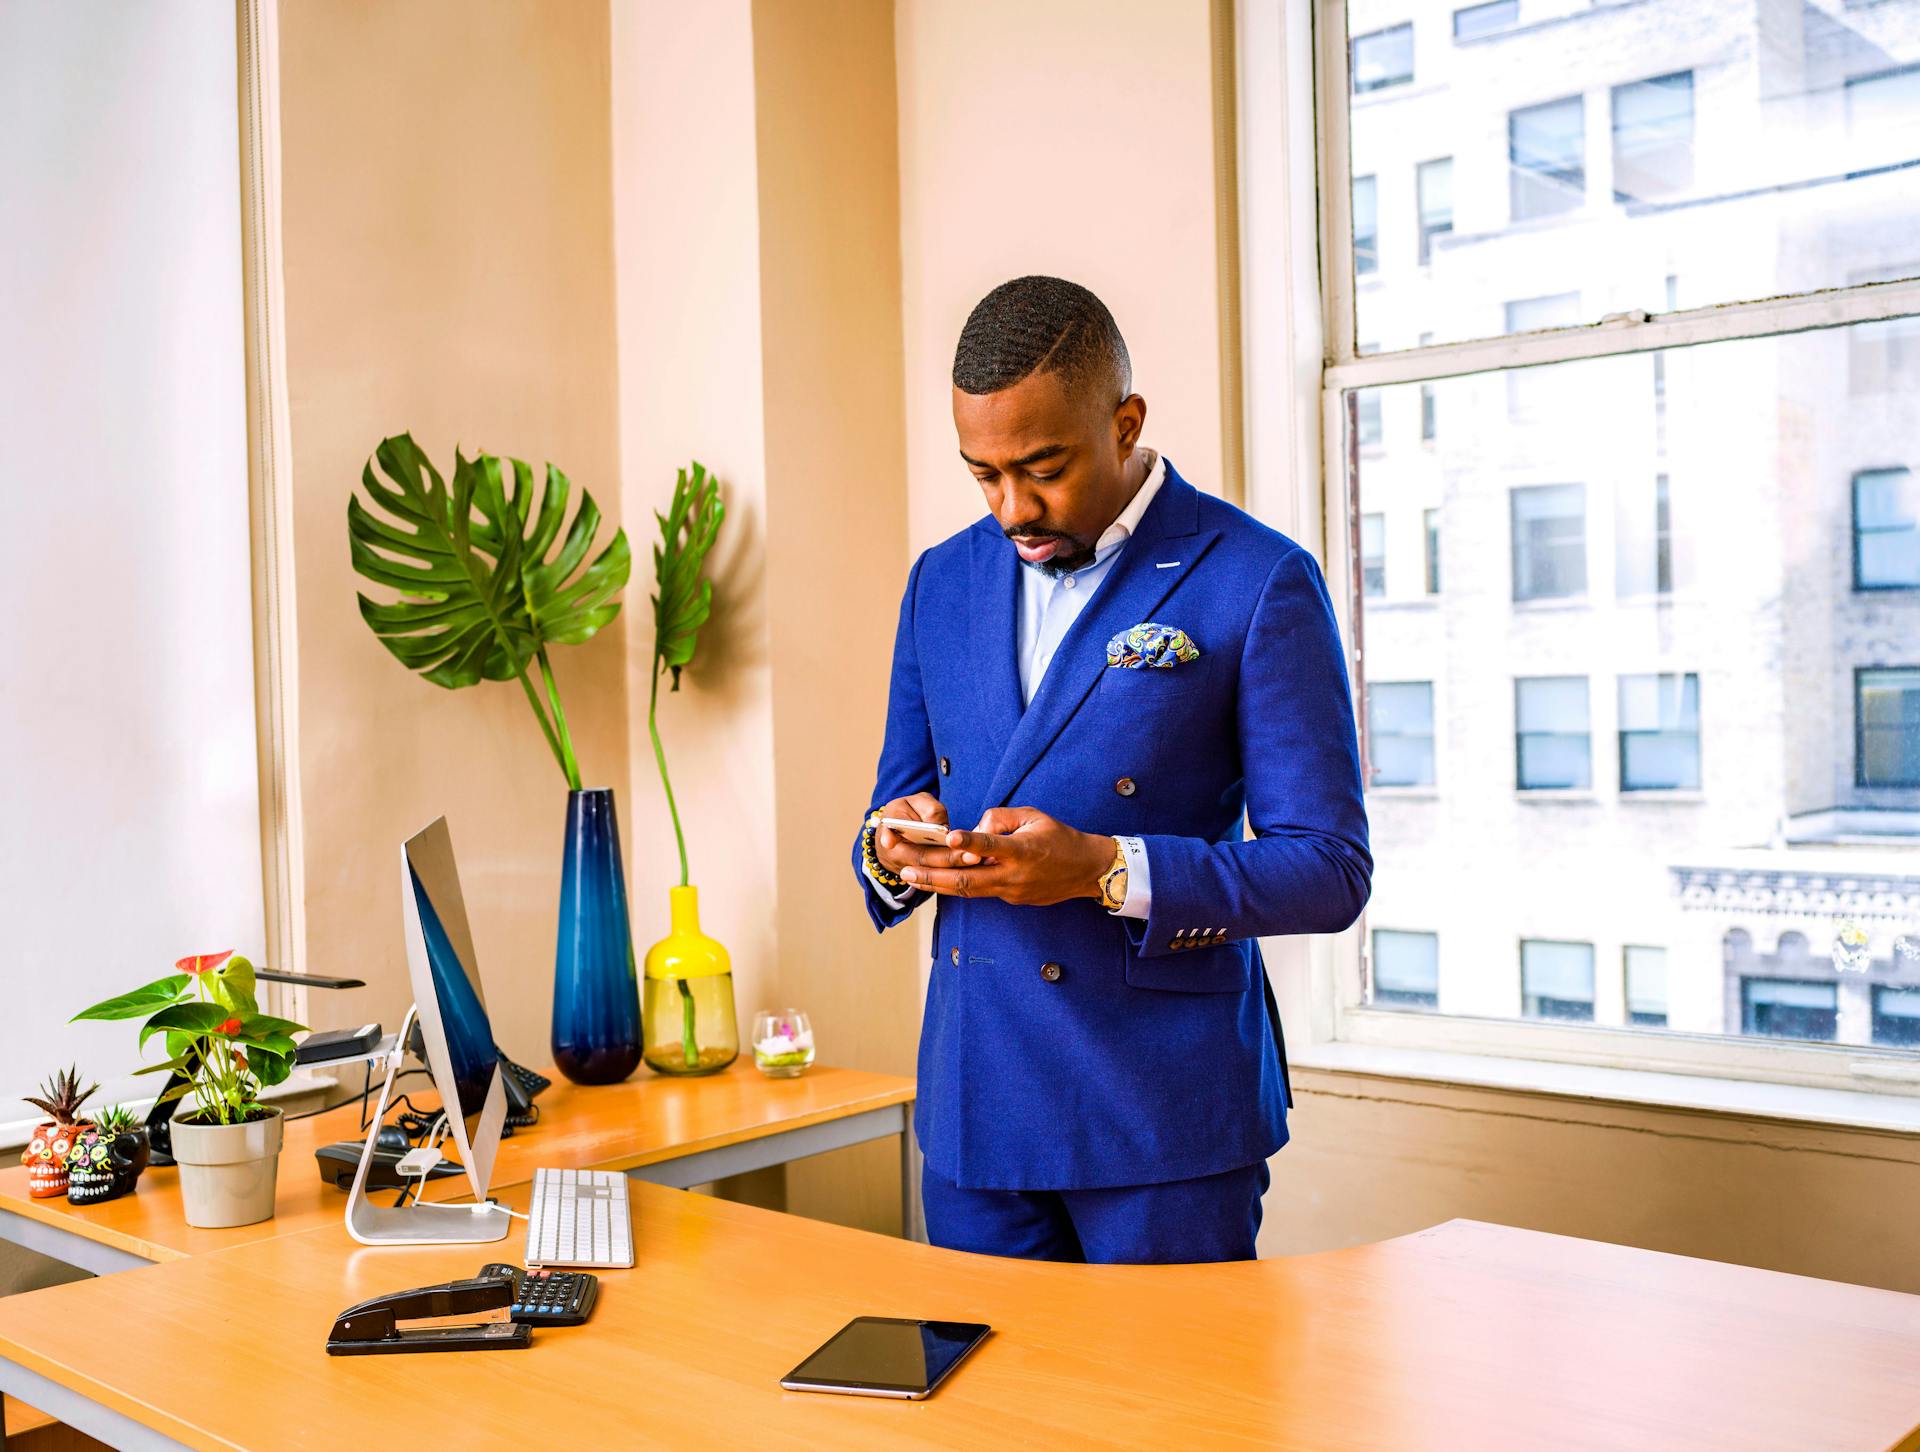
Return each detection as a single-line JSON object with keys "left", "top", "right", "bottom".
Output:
{"left": 1094, "top": 448, "right": 1165, "bottom": 557}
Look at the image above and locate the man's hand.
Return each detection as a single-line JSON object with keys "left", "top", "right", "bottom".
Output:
{"left": 871, "top": 793, "right": 978, "bottom": 878}
{"left": 898, "top": 806, "right": 1114, "bottom": 907}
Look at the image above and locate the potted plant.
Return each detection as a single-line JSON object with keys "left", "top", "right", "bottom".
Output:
{"left": 347, "top": 435, "right": 642, "bottom": 1084}
{"left": 65, "top": 1104, "right": 151, "bottom": 1206}
{"left": 20, "top": 1067, "right": 98, "bottom": 1199}
{"left": 640, "top": 463, "right": 737, "bottom": 1076}
{"left": 72, "top": 951, "right": 305, "bottom": 1228}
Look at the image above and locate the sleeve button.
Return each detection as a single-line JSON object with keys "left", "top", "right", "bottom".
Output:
{"left": 1115, "top": 777, "right": 1136, "bottom": 797}
{"left": 950, "top": 947, "right": 960, "bottom": 966}
{"left": 1040, "top": 961, "right": 1063, "bottom": 983}
{"left": 939, "top": 756, "right": 951, "bottom": 775}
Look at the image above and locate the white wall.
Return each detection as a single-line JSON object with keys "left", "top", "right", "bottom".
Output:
{"left": 0, "top": 8, "right": 263, "bottom": 1125}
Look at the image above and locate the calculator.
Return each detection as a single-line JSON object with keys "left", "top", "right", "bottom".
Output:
{"left": 478, "top": 1263, "right": 599, "bottom": 1327}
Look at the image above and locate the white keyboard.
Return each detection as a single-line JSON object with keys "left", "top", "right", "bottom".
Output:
{"left": 524, "top": 1167, "right": 633, "bottom": 1269}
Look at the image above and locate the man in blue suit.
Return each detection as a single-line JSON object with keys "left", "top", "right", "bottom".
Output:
{"left": 854, "top": 276, "right": 1370, "bottom": 1265}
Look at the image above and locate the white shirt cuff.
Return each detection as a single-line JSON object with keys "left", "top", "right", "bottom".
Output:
{"left": 1111, "top": 835, "right": 1152, "bottom": 919}
{"left": 864, "top": 857, "right": 916, "bottom": 910}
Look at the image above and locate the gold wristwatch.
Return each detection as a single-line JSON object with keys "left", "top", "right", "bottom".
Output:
{"left": 1097, "top": 838, "right": 1129, "bottom": 912}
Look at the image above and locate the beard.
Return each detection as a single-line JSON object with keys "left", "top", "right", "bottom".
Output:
{"left": 1007, "top": 529, "right": 1097, "bottom": 577}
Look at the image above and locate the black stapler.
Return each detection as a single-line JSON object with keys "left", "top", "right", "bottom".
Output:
{"left": 326, "top": 1275, "right": 531, "bottom": 1356}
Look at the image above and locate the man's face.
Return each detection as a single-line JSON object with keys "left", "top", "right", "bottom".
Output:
{"left": 953, "top": 371, "right": 1146, "bottom": 576}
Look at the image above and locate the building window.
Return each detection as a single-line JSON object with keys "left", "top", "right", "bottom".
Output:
{"left": 1845, "top": 63, "right": 1920, "bottom": 171}
{"left": 1618, "top": 673, "right": 1701, "bottom": 791}
{"left": 1741, "top": 978, "right": 1838, "bottom": 1041}
{"left": 1617, "top": 474, "right": 1673, "bottom": 596}
{"left": 1522, "top": 939, "right": 1595, "bottom": 1021}
{"left": 1872, "top": 986, "right": 1920, "bottom": 1047}
{"left": 1424, "top": 508, "right": 1441, "bottom": 591}
{"left": 1417, "top": 157, "right": 1453, "bottom": 265}
{"left": 1510, "top": 482, "right": 1587, "bottom": 600}
{"left": 1509, "top": 94, "right": 1584, "bottom": 221}
{"left": 1373, "top": 929, "right": 1439, "bottom": 1009}
{"left": 1360, "top": 512, "right": 1386, "bottom": 596}
{"left": 1419, "top": 332, "right": 1437, "bottom": 442}
{"left": 1854, "top": 467, "right": 1919, "bottom": 590}
{"left": 1353, "top": 174, "right": 1378, "bottom": 276}
{"left": 1849, "top": 266, "right": 1920, "bottom": 394}
{"left": 1504, "top": 294, "right": 1581, "bottom": 414}
{"left": 1369, "top": 681, "right": 1435, "bottom": 787}
{"left": 1351, "top": 22, "right": 1414, "bottom": 95}
{"left": 1624, "top": 947, "right": 1668, "bottom": 1027}
{"left": 1453, "top": 0, "right": 1518, "bottom": 41}
{"left": 1858, "top": 668, "right": 1920, "bottom": 788}
{"left": 1611, "top": 71, "right": 1694, "bottom": 202}
{"left": 1515, "top": 677, "right": 1591, "bottom": 790}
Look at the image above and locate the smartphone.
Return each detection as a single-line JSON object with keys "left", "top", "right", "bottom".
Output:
{"left": 779, "top": 1316, "right": 991, "bottom": 1400}
{"left": 876, "top": 816, "right": 952, "bottom": 847}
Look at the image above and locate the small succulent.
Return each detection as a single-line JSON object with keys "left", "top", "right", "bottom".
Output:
{"left": 24, "top": 1066, "right": 98, "bottom": 1127}
{"left": 96, "top": 1103, "right": 139, "bottom": 1137}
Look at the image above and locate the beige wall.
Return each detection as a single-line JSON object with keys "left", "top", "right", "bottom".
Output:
{"left": 1271, "top": 1070, "right": 1920, "bottom": 1295}
{"left": 895, "top": 0, "right": 1231, "bottom": 553}
{"left": 276, "top": 0, "right": 629, "bottom": 1066}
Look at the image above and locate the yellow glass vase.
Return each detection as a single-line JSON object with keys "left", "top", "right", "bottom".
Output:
{"left": 642, "top": 885, "right": 738, "bottom": 1076}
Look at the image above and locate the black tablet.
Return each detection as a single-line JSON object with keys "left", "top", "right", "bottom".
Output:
{"left": 779, "top": 1316, "right": 991, "bottom": 1400}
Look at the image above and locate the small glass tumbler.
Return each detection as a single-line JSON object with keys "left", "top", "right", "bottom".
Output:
{"left": 752, "top": 1009, "right": 815, "bottom": 1079}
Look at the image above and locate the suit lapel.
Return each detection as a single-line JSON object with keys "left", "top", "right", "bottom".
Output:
{"left": 981, "top": 470, "right": 1219, "bottom": 809}
{"left": 967, "top": 520, "right": 1025, "bottom": 768}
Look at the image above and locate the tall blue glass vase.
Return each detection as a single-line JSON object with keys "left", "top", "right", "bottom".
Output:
{"left": 551, "top": 788, "right": 642, "bottom": 1084}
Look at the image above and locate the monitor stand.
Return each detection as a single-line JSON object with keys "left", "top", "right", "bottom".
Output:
{"left": 344, "top": 1005, "right": 512, "bottom": 1247}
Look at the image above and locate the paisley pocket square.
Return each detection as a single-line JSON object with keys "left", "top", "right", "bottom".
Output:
{"left": 1106, "top": 622, "right": 1201, "bottom": 668}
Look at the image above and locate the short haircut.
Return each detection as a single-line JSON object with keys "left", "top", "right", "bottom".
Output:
{"left": 951, "top": 275, "right": 1132, "bottom": 403}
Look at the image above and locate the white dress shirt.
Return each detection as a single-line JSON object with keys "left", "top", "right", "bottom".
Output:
{"left": 868, "top": 450, "right": 1163, "bottom": 919}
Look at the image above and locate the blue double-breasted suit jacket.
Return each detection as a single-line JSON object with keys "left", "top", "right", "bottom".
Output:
{"left": 854, "top": 461, "right": 1371, "bottom": 1191}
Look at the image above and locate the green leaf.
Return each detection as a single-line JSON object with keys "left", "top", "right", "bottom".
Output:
{"left": 347, "top": 434, "right": 627, "bottom": 785}
{"left": 245, "top": 1015, "right": 308, "bottom": 1038}
{"left": 233, "top": 1032, "right": 298, "bottom": 1059}
{"left": 651, "top": 463, "right": 724, "bottom": 685}
{"left": 132, "top": 1056, "right": 192, "bottom": 1078}
{"left": 209, "top": 954, "right": 257, "bottom": 1017}
{"left": 138, "top": 1002, "right": 229, "bottom": 1051}
{"left": 154, "top": 1081, "right": 195, "bottom": 1106}
{"left": 249, "top": 1052, "right": 293, "bottom": 1089}
{"left": 72, "top": 976, "right": 190, "bottom": 1023}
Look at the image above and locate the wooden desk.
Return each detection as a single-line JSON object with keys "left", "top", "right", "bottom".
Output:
{"left": 0, "top": 1063, "right": 915, "bottom": 1274}
{"left": 0, "top": 1181, "right": 1917, "bottom": 1451}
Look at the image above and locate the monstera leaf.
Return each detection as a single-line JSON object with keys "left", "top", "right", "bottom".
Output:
{"left": 651, "top": 462, "right": 724, "bottom": 691}
{"left": 348, "top": 433, "right": 630, "bottom": 789}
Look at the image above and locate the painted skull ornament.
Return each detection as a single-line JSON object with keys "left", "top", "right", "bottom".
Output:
{"left": 22, "top": 1121, "right": 87, "bottom": 1199}
{"left": 64, "top": 1127, "right": 149, "bottom": 1205}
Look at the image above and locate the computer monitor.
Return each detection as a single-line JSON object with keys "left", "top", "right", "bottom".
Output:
{"left": 343, "top": 817, "right": 512, "bottom": 1246}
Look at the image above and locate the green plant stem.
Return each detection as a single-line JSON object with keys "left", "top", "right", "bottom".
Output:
{"left": 648, "top": 661, "right": 690, "bottom": 887}
{"left": 678, "top": 978, "right": 699, "bottom": 1068}
{"left": 510, "top": 662, "right": 573, "bottom": 786}
{"left": 536, "top": 646, "right": 583, "bottom": 792}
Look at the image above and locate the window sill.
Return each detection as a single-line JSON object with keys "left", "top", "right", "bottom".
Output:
{"left": 1363, "top": 597, "right": 1439, "bottom": 612}
{"left": 1289, "top": 1040, "right": 1920, "bottom": 1136}
{"left": 1515, "top": 788, "right": 1598, "bottom": 803}
{"left": 1368, "top": 785, "right": 1440, "bottom": 799}
{"left": 1619, "top": 789, "right": 1705, "bottom": 803}
{"left": 1510, "top": 595, "right": 1592, "bottom": 612}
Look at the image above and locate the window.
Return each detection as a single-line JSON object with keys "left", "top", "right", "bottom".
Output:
{"left": 1453, "top": 0, "right": 1518, "bottom": 41}
{"left": 1509, "top": 95, "right": 1585, "bottom": 221}
{"left": 1352, "top": 23, "right": 1413, "bottom": 94}
{"left": 1619, "top": 673, "right": 1701, "bottom": 791}
{"left": 1854, "top": 468, "right": 1919, "bottom": 590}
{"left": 1373, "top": 929, "right": 1439, "bottom": 1009}
{"left": 1369, "top": 681, "right": 1435, "bottom": 787}
{"left": 1515, "top": 677, "right": 1591, "bottom": 790}
{"left": 1360, "top": 512, "right": 1386, "bottom": 596}
{"left": 1424, "top": 508, "right": 1441, "bottom": 591}
{"left": 1356, "top": 341, "right": 1384, "bottom": 446}
{"left": 1611, "top": 72, "right": 1694, "bottom": 202}
{"left": 1522, "top": 940, "right": 1595, "bottom": 1021}
{"left": 1858, "top": 668, "right": 1920, "bottom": 787}
{"left": 1742, "top": 979, "right": 1838, "bottom": 1041}
{"left": 1417, "top": 157, "right": 1453, "bottom": 265}
{"left": 1873, "top": 986, "right": 1920, "bottom": 1047}
{"left": 1616, "top": 474, "right": 1674, "bottom": 596}
{"left": 1510, "top": 483, "right": 1587, "bottom": 599}
{"left": 1353, "top": 174, "right": 1379, "bottom": 275}
{"left": 1624, "top": 947, "right": 1668, "bottom": 1027}
{"left": 1281, "top": 0, "right": 1920, "bottom": 1087}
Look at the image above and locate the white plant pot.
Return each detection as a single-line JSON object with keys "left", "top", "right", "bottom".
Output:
{"left": 169, "top": 1107, "right": 283, "bottom": 1228}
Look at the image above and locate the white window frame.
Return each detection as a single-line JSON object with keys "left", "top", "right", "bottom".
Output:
{"left": 1237, "top": 0, "right": 1920, "bottom": 1102}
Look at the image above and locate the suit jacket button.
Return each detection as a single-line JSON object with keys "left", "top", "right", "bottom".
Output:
{"left": 939, "top": 756, "right": 951, "bottom": 775}
{"left": 1040, "top": 961, "right": 1063, "bottom": 983}
{"left": 950, "top": 947, "right": 960, "bottom": 967}
{"left": 1115, "top": 777, "right": 1137, "bottom": 797}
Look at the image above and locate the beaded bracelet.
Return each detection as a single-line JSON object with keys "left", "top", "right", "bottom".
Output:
{"left": 862, "top": 813, "right": 909, "bottom": 891}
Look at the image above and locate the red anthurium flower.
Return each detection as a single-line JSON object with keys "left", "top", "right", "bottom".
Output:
{"left": 217, "top": 1017, "right": 243, "bottom": 1036}
{"left": 177, "top": 950, "right": 235, "bottom": 976}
